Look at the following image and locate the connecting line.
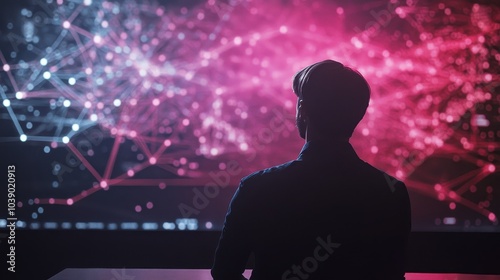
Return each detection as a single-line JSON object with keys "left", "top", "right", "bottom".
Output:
{"left": 103, "top": 135, "right": 123, "bottom": 180}
{"left": 0, "top": 52, "right": 20, "bottom": 93}
{"left": 0, "top": 87, "right": 25, "bottom": 137}
{"left": 52, "top": 99, "right": 69, "bottom": 140}
{"left": 66, "top": 141, "right": 103, "bottom": 182}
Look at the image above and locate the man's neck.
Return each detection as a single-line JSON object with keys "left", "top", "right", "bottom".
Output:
{"left": 305, "top": 128, "right": 350, "bottom": 143}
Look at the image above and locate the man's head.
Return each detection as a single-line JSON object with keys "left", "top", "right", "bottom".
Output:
{"left": 293, "top": 60, "right": 370, "bottom": 140}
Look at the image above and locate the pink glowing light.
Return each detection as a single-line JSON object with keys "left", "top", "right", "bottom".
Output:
{"left": 489, "top": 213, "right": 496, "bottom": 222}
{"left": 149, "top": 157, "right": 157, "bottom": 165}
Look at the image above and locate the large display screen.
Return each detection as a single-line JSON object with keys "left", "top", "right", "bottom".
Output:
{"left": 0, "top": 0, "right": 498, "bottom": 232}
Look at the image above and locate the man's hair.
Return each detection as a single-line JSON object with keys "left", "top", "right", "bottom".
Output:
{"left": 293, "top": 60, "right": 370, "bottom": 138}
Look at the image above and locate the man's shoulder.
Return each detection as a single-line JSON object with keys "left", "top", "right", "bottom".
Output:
{"left": 358, "top": 160, "right": 406, "bottom": 183}
{"left": 240, "top": 160, "right": 300, "bottom": 186}
{"left": 346, "top": 160, "right": 409, "bottom": 194}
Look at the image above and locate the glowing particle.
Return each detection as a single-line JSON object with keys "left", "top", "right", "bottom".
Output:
{"left": 63, "top": 20, "right": 71, "bottom": 29}
{"left": 351, "top": 37, "right": 363, "bottom": 49}
{"left": 127, "top": 170, "right": 134, "bottom": 177}
{"left": 239, "top": 142, "right": 248, "bottom": 151}
{"left": 448, "top": 191, "right": 457, "bottom": 199}
{"left": 20, "top": 134, "right": 27, "bottom": 142}
{"left": 113, "top": 99, "right": 121, "bottom": 107}
{"left": 90, "top": 114, "right": 98, "bottom": 121}
{"left": 205, "top": 222, "right": 213, "bottom": 229}
{"left": 443, "top": 217, "right": 456, "bottom": 225}
{"left": 83, "top": 0, "right": 92, "bottom": 6}
{"left": 84, "top": 101, "right": 92, "bottom": 108}
{"left": 110, "top": 127, "right": 118, "bottom": 136}
{"left": 67, "top": 198, "right": 74, "bottom": 205}
{"left": 472, "top": 115, "right": 490, "bottom": 127}
{"left": 152, "top": 98, "right": 160, "bottom": 106}
{"left": 487, "top": 164, "right": 496, "bottom": 173}
{"left": 371, "top": 146, "right": 378, "bottom": 154}
{"left": 72, "top": 124, "right": 80, "bottom": 131}
{"left": 489, "top": 213, "right": 496, "bottom": 222}
{"left": 15, "top": 91, "right": 25, "bottom": 99}
{"left": 336, "top": 7, "right": 344, "bottom": 15}
{"left": 62, "top": 136, "right": 70, "bottom": 144}
{"left": 279, "top": 25, "right": 288, "bottom": 34}
{"left": 149, "top": 157, "right": 157, "bottom": 165}
{"left": 219, "top": 162, "right": 226, "bottom": 170}
{"left": 43, "top": 71, "right": 51, "bottom": 79}
{"left": 182, "top": 119, "right": 190, "bottom": 126}
{"left": 135, "top": 205, "right": 142, "bottom": 212}
{"left": 93, "top": 35, "right": 102, "bottom": 44}
{"left": 44, "top": 146, "right": 50, "bottom": 153}
{"left": 210, "top": 148, "right": 219, "bottom": 156}
{"left": 449, "top": 202, "right": 456, "bottom": 210}
{"left": 234, "top": 36, "right": 242, "bottom": 45}
{"left": 3, "top": 99, "right": 11, "bottom": 107}
{"left": 146, "top": 202, "right": 153, "bottom": 209}
{"left": 40, "top": 58, "right": 48, "bottom": 66}
{"left": 63, "top": 100, "right": 71, "bottom": 107}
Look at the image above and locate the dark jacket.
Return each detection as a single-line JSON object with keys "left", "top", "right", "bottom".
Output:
{"left": 212, "top": 140, "right": 411, "bottom": 280}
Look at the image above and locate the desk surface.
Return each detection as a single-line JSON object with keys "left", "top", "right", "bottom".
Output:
{"left": 49, "top": 269, "right": 500, "bottom": 280}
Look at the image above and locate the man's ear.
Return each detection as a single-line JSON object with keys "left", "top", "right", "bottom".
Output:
{"left": 298, "top": 99, "right": 306, "bottom": 118}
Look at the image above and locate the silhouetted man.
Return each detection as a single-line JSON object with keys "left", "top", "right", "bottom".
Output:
{"left": 212, "top": 60, "right": 411, "bottom": 280}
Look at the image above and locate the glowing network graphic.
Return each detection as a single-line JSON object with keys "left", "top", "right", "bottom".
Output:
{"left": 0, "top": 0, "right": 498, "bottom": 228}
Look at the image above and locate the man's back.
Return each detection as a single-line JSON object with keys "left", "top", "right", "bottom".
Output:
{"left": 212, "top": 140, "right": 411, "bottom": 280}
